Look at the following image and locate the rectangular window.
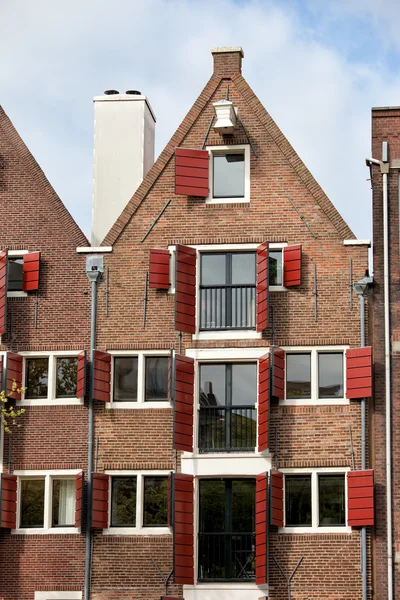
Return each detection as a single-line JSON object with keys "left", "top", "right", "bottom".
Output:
{"left": 114, "top": 357, "right": 138, "bottom": 401}
{"left": 26, "top": 358, "right": 49, "bottom": 399}
{"left": 52, "top": 479, "right": 76, "bottom": 526}
{"left": 285, "top": 475, "right": 312, "bottom": 527}
{"left": 111, "top": 476, "right": 137, "bottom": 527}
{"left": 269, "top": 250, "right": 283, "bottom": 286}
{"left": 56, "top": 357, "right": 78, "bottom": 398}
{"left": 145, "top": 357, "right": 168, "bottom": 401}
{"left": 318, "top": 474, "right": 345, "bottom": 526}
{"left": 200, "top": 252, "right": 256, "bottom": 330}
{"left": 199, "top": 363, "right": 257, "bottom": 452}
{"left": 18, "top": 473, "right": 78, "bottom": 531}
{"left": 198, "top": 479, "right": 255, "bottom": 581}
{"left": 7, "top": 257, "right": 24, "bottom": 291}
{"left": 213, "top": 153, "right": 245, "bottom": 199}
{"left": 143, "top": 476, "right": 168, "bottom": 526}
{"left": 285, "top": 349, "right": 345, "bottom": 402}
{"left": 22, "top": 354, "right": 80, "bottom": 404}
{"left": 283, "top": 471, "right": 348, "bottom": 531}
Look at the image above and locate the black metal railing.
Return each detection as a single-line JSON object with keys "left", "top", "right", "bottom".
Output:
{"left": 198, "top": 532, "right": 255, "bottom": 581}
{"left": 199, "top": 285, "right": 256, "bottom": 330}
{"left": 199, "top": 406, "right": 256, "bottom": 452}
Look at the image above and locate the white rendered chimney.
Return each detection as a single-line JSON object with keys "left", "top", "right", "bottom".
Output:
{"left": 91, "top": 90, "right": 156, "bottom": 246}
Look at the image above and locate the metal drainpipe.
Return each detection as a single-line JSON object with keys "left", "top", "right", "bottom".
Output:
{"left": 360, "top": 292, "right": 367, "bottom": 600}
{"left": 84, "top": 264, "right": 102, "bottom": 600}
{"left": 382, "top": 161, "right": 393, "bottom": 599}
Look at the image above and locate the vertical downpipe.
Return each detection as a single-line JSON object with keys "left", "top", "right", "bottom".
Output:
{"left": 360, "top": 293, "right": 367, "bottom": 600}
{"left": 84, "top": 264, "right": 102, "bottom": 600}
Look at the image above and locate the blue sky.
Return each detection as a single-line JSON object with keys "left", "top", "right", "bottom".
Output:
{"left": 2, "top": 0, "right": 400, "bottom": 242}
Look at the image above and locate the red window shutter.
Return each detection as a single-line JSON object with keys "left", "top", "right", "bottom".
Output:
{"left": 175, "top": 245, "right": 196, "bottom": 335}
{"left": 256, "top": 472, "right": 269, "bottom": 585}
{"left": 93, "top": 350, "right": 111, "bottom": 402}
{"left": 271, "top": 346, "right": 285, "bottom": 400}
{"left": 1, "top": 473, "right": 17, "bottom": 529}
{"left": 270, "top": 470, "right": 284, "bottom": 527}
{"left": 174, "top": 355, "right": 194, "bottom": 452}
{"left": 346, "top": 347, "right": 372, "bottom": 399}
{"left": 256, "top": 242, "right": 269, "bottom": 332}
{"left": 173, "top": 473, "right": 194, "bottom": 585}
{"left": 283, "top": 245, "right": 302, "bottom": 287}
{"left": 347, "top": 470, "right": 374, "bottom": 527}
{"left": 75, "top": 471, "right": 84, "bottom": 528}
{"left": 92, "top": 473, "right": 109, "bottom": 528}
{"left": 22, "top": 251, "right": 40, "bottom": 292}
{"left": 258, "top": 353, "right": 270, "bottom": 452}
{"left": 149, "top": 249, "right": 170, "bottom": 290}
{"left": 175, "top": 148, "right": 209, "bottom": 197}
{"left": 5, "top": 352, "right": 23, "bottom": 401}
{"left": 0, "top": 249, "right": 8, "bottom": 335}
{"left": 77, "top": 351, "right": 86, "bottom": 400}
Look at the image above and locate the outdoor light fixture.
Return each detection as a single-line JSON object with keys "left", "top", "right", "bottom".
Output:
{"left": 353, "top": 272, "right": 374, "bottom": 297}
{"left": 213, "top": 99, "right": 237, "bottom": 134}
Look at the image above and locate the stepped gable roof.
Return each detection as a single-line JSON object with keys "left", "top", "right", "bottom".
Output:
{"left": 0, "top": 105, "right": 88, "bottom": 247}
{"left": 103, "top": 58, "right": 355, "bottom": 247}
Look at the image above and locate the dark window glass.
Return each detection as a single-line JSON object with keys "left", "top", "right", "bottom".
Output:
{"left": 198, "top": 479, "right": 255, "bottom": 581}
{"left": 200, "top": 253, "right": 255, "bottom": 331}
{"left": 285, "top": 475, "right": 312, "bottom": 526}
{"left": 318, "top": 353, "right": 343, "bottom": 398}
{"left": 213, "top": 153, "right": 245, "bottom": 198}
{"left": 56, "top": 357, "right": 78, "bottom": 398}
{"left": 52, "top": 479, "right": 75, "bottom": 526}
{"left": 199, "top": 364, "right": 256, "bottom": 452}
{"left": 114, "top": 357, "right": 138, "bottom": 401}
{"left": 20, "top": 479, "right": 45, "bottom": 528}
{"left": 26, "top": 358, "right": 49, "bottom": 399}
{"left": 111, "top": 477, "right": 137, "bottom": 527}
{"left": 7, "top": 257, "right": 23, "bottom": 291}
{"left": 318, "top": 475, "right": 345, "bottom": 526}
{"left": 269, "top": 251, "right": 283, "bottom": 286}
{"left": 286, "top": 354, "right": 311, "bottom": 399}
{"left": 145, "top": 357, "right": 168, "bottom": 401}
{"left": 143, "top": 476, "right": 168, "bottom": 526}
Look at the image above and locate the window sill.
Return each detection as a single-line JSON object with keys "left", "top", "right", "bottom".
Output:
{"left": 103, "top": 526, "right": 171, "bottom": 536}
{"left": 205, "top": 197, "right": 250, "bottom": 205}
{"left": 12, "top": 527, "right": 80, "bottom": 535}
{"left": 192, "top": 330, "right": 262, "bottom": 341}
{"left": 279, "top": 526, "right": 351, "bottom": 534}
{"left": 19, "top": 398, "right": 84, "bottom": 407}
{"left": 107, "top": 401, "right": 172, "bottom": 410}
{"left": 8, "top": 291, "right": 28, "bottom": 298}
{"left": 280, "top": 399, "right": 349, "bottom": 406}
{"left": 270, "top": 285, "right": 287, "bottom": 292}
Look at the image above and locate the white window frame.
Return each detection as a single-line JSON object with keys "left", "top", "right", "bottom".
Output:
{"left": 108, "top": 350, "right": 172, "bottom": 409}
{"left": 19, "top": 351, "right": 83, "bottom": 406}
{"left": 282, "top": 345, "right": 349, "bottom": 406}
{"left": 13, "top": 469, "right": 81, "bottom": 535}
{"left": 205, "top": 144, "right": 250, "bottom": 204}
{"left": 104, "top": 470, "right": 171, "bottom": 535}
{"left": 35, "top": 593, "right": 82, "bottom": 600}
{"left": 280, "top": 467, "right": 351, "bottom": 533}
{"left": 7, "top": 250, "right": 29, "bottom": 298}
{"left": 182, "top": 347, "right": 272, "bottom": 478}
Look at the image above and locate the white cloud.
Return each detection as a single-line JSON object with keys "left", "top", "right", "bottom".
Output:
{"left": 1, "top": 0, "right": 400, "bottom": 241}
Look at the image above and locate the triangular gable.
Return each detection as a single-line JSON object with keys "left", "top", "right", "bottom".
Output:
{"left": 0, "top": 106, "right": 88, "bottom": 248}
{"left": 102, "top": 64, "right": 355, "bottom": 247}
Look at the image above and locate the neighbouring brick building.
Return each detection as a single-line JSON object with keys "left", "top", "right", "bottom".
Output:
{"left": 0, "top": 106, "right": 90, "bottom": 599}
{"left": 370, "top": 106, "right": 400, "bottom": 600}
{"left": 0, "top": 47, "right": 376, "bottom": 600}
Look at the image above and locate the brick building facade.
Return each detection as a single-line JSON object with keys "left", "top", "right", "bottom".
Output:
{"left": 370, "top": 107, "right": 400, "bottom": 600}
{"left": 0, "top": 47, "right": 375, "bottom": 600}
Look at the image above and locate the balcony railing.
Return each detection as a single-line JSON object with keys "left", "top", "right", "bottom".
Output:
{"left": 199, "top": 406, "right": 256, "bottom": 452}
{"left": 199, "top": 285, "right": 256, "bottom": 330}
{"left": 198, "top": 532, "right": 255, "bottom": 581}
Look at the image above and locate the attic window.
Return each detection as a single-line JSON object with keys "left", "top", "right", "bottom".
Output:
{"left": 8, "top": 257, "right": 23, "bottom": 291}
{"left": 207, "top": 145, "right": 250, "bottom": 204}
